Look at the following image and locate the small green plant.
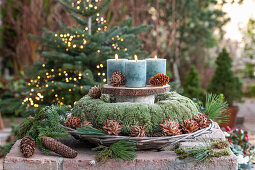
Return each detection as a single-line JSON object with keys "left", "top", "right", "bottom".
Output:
{"left": 223, "top": 127, "right": 255, "bottom": 169}
{"left": 183, "top": 66, "right": 206, "bottom": 102}
{"left": 207, "top": 48, "right": 243, "bottom": 106}
{"left": 92, "top": 140, "right": 137, "bottom": 163}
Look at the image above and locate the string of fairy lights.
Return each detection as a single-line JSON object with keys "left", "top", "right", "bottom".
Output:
{"left": 22, "top": 0, "right": 128, "bottom": 108}
{"left": 22, "top": 63, "right": 107, "bottom": 108}
{"left": 22, "top": 64, "right": 89, "bottom": 108}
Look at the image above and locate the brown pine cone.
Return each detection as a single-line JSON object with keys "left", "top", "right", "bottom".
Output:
{"left": 160, "top": 120, "right": 182, "bottom": 136}
{"left": 110, "top": 71, "right": 125, "bottom": 87}
{"left": 130, "top": 125, "right": 146, "bottom": 137}
{"left": 64, "top": 116, "right": 81, "bottom": 129}
{"left": 181, "top": 118, "right": 199, "bottom": 133}
{"left": 194, "top": 114, "right": 210, "bottom": 129}
{"left": 42, "top": 136, "right": 78, "bottom": 158}
{"left": 103, "top": 119, "right": 123, "bottom": 136}
{"left": 88, "top": 86, "right": 102, "bottom": 99}
{"left": 20, "top": 136, "right": 35, "bottom": 158}
{"left": 149, "top": 74, "right": 170, "bottom": 86}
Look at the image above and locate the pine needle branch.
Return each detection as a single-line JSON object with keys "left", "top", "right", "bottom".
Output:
{"left": 77, "top": 126, "right": 107, "bottom": 136}
{"left": 198, "top": 94, "right": 228, "bottom": 122}
{"left": 92, "top": 140, "right": 137, "bottom": 163}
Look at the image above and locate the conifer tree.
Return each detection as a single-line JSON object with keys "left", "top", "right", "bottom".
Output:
{"left": 207, "top": 49, "right": 243, "bottom": 105}
{"left": 183, "top": 66, "right": 205, "bottom": 102}
{"left": 23, "top": 0, "right": 148, "bottom": 109}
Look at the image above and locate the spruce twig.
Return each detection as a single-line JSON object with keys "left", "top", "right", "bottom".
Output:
{"left": 77, "top": 126, "right": 107, "bottom": 136}
{"left": 13, "top": 105, "right": 70, "bottom": 154}
{"left": 92, "top": 140, "right": 137, "bottom": 163}
{"left": 174, "top": 140, "right": 231, "bottom": 163}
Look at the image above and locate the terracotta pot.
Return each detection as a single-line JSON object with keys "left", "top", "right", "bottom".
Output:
{"left": 219, "top": 106, "right": 238, "bottom": 128}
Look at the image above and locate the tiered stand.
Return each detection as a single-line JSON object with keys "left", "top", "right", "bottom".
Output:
{"left": 101, "top": 84, "right": 170, "bottom": 104}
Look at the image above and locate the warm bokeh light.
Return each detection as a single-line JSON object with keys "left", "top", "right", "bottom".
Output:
{"left": 221, "top": 0, "right": 255, "bottom": 41}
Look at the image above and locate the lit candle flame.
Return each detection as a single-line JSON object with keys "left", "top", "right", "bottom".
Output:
{"left": 115, "top": 54, "right": 118, "bottom": 60}
{"left": 155, "top": 55, "right": 157, "bottom": 59}
{"left": 134, "top": 55, "right": 138, "bottom": 62}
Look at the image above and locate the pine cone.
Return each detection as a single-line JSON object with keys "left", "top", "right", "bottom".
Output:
{"left": 149, "top": 74, "right": 170, "bottom": 86}
{"left": 65, "top": 116, "right": 81, "bottom": 129}
{"left": 110, "top": 71, "right": 125, "bottom": 87}
{"left": 103, "top": 119, "right": 123, "bottom": 136}
{"left": 130, "top": 125, "right": 146, "bottom": 137}
{"left": 81, "top": 120, "right": 93, "bottom": 128}
{"left": 194, "top": 114, "right": 210, "bottom": 129}
{"left": 160, "top": 120, "right": 182, "bottom": 136}
{"left": 181, "top": 118, "right": 199, "bottom": 133}
{"left": 88, "top": 86, "right": 102, "bottom": 99}
{"left": 42, "top": 136, "right": 78, "bottom": 158}
{"left": 20, "top": 136, "right": 35, "bottom": 158}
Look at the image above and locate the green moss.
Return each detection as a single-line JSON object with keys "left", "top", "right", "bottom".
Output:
{"left": 72, "top": 92, "right": 198, "bottom": 134}
{"left": 210, "top": 148, "right": 230, "bottom": 157}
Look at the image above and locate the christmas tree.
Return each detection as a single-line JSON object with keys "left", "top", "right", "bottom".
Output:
{"left": 207, "top": 49, "right": 243, "bottom": 106}
{"left": 23, "top": 0, "right": 148, "bottom": 109}
{"left": 183, "top": 66, "right": 205, "bottom": 102}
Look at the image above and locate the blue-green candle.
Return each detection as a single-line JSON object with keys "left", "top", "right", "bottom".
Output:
{"left": 107, "top": 54, "right": 127, "bottom": 84}
{"left": 146, "top": 56, "right": 166, "bottom": 84}
{"left": 125, "top": 55, "right": 146, "bottom": 88}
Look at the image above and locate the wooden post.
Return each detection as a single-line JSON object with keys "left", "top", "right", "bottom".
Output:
{"left": 0, "top": 113, "right": 5, "bottom": 130}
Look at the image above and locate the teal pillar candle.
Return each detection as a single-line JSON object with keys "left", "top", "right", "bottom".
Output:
{"left": 125, "top": 60, "right": 146, "bottom": 88}
{"left": 107, "top": 58, "right": 127, "bottom": 84}
{"left": 146, "top": 58, "right": 166, "bottom": 84}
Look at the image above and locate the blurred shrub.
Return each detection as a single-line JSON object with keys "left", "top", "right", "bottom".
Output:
{"left": 0, "top": 76, "right": 27, "bottom": 117}
{"left": 245, "top": 83, "right": 255, "bottom": 97}
{"left": 183, "top": 66, "right": 206, "bottom": 102}
{"left": 207, "top": 49, "right": 243, "bottom": 106}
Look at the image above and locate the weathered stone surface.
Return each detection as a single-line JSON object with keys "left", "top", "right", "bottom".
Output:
{"left": 4, "top": 123, "right": 237, "bottom": 170}
{"left": 4, "top": 140, "right": 62, "bottom": 170}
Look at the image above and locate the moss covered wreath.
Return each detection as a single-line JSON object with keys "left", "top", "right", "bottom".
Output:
{"left": 72, "top": 92, "right": 199, "bottom": 135}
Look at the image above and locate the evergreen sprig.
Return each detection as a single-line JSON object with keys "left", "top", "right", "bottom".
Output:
{"left": 199, "top": 94, "right": 228, "bottom": 123}
{"left": 175, "top": 140, "right": 231, "bottom": 163}
{"left": 77, "top": 126, "right": 107, "bottom": 136}
{"left": 13, "top": 105, "right": 70, "bottom": 153}
{"left": 92, "top": 140, "right": 137, "bottom": 163}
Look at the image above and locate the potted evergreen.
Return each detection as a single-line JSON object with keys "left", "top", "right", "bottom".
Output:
{"left": 183, "top": 66, "right": 206, "bottom": 102}
{"left": 207, "top": 48, "right": 243, "bottom": 128}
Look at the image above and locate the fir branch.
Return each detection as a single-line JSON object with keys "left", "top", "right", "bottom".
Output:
{"left": 14, "top": 105, "right": 70, "bottom": 153}
{"left": 175, "top": 140, "right": 231, "bottom": 163}
{"left": 77, "top": 126, "right": 107, "bottom": 136}
{"left": 92, "top": 140, "right": 137, "bottom": 163}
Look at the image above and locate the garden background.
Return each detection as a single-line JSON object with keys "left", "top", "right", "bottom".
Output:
{"left": 1, "top": 0, "right": 255, "bottom": 169}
